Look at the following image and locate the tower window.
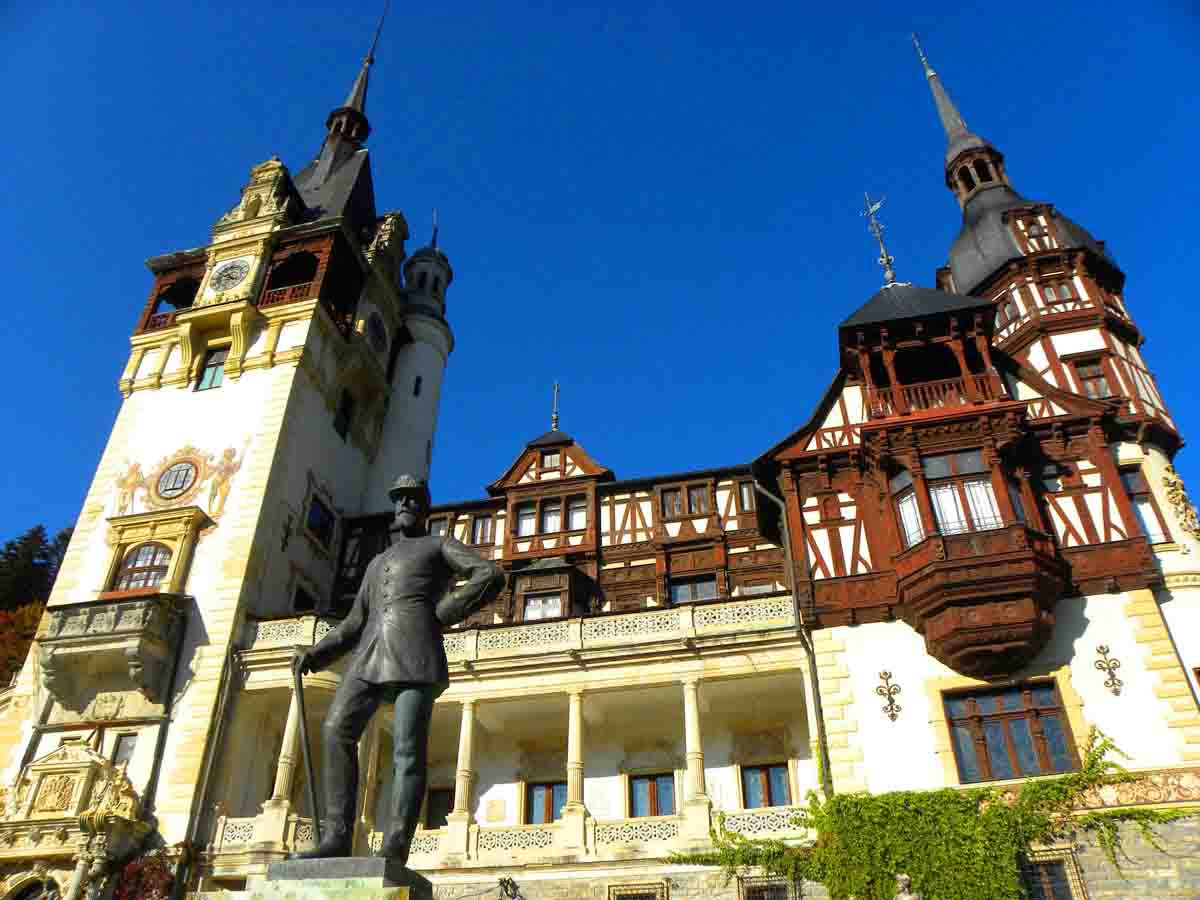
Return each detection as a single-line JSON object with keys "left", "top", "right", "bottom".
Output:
{"left": 417, "top": 271, "right": 428, "bottom": 290}
{"left": 112, "top": 733, "right": 138, "bottom": 767}
{"left": 957, "top": 167, "right": 976, "bottom": 193}
{"left": 973, "top": 159, "right": 992, "bottom": 184}
{"left": 157, "top": 277, "right": 199, "bottom": 311}
{"left": 432, "top": 276, "right": 441, "bottom": 293}
{"left": 157, "top": 462, "right": 198, "bottom": 500}
{"left": 1073, "top": 359, "right": 1112, "bottom": 399}
{"left": 196, "top": 348, "right": 229, "bottom": 391}
{"left": 333, "top": 390, "right": 355, "bottom": 440}
{"left": 413, "top": 375, "right": 423, "bottom": 397}
{"left": 1120, "top": 467, "right": 1169, "bottom": 544}
{"left": 306, "top": 496, "right": 336, "bottom": 549}
{"left": 111, "top": 542, "right": 172, "bottom": 591}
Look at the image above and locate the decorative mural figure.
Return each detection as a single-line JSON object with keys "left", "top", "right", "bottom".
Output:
{"left": 208, "top": 442, "right": 248, "bottom": 519}
{"left": 113, "top": 462, "right": 146, "bottom": 515}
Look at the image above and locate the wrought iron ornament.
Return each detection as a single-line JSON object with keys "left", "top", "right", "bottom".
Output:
{"left": 1094, "top": 645, "right": 1123, "bottom": 696}
{"left": 877, "top": 670, "right": 902, "bottom": 721}
{"left": 862, "top": 193, "right": 897, "bottom": 286}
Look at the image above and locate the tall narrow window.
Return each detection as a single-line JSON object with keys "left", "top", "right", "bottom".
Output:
{"left": 1041, "top": 282, "right": 1075, "bottom": 305}
{"left": 630, "top": 773, "right": 675, "bottom": 817}
{"left": 515, "top": 502, "right": 537, "bottom": 537}
{"left": 1074, "top": 360, "right": 1112, "bottom": 399}
{"left": 196, "top": 347, "right": 229, "bottom": 391}
{"left": 413, "top": 375, "right": 423, "bottom": 397}
{"left": 741, "top": 763, "right": 790, "bottom": 808}
{"left": 112, "top": 733, "right": 138, "bottom": 767}
{"left": 661, "top": 489, "right": 683, "bottom": 519}
{"left": 944, "top": 682, "right": 1077, "bottom": 783}
{"left": 972, "top": 159, "right": 992, "bottom": 184}
{"left": 526, "top": 782, "right": 567, "bottom": 824}
{"left": 540, "top": 499, "right": 562, "bottom": 533}
{"left": 1121, "top": 467, "right": 1169, "bottom": 543}
{"left": 471, "top": 515, "right": 494, "bottom": 545}
{"left": 738, "top": 481, "right": 756, "bottom": 513}
{"left": 306, "top": 496, "right": 336, "bottom": 549}
{"left": 567, "top": 496, "right": 587, "bottom": 530}
{"left": 333, "top": 390, "right": 355, "bottom": 440}
{"left": 891, "top": 469, "right": 925, "bottom": 548}
{"left": 687, "top": 485, "right": 709, "bottom": 514}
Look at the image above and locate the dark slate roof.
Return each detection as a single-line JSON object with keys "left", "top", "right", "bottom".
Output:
{"left": 948, "top": 185, "right": 1115, "bottom": 296}
{"left": 293, "top": 147, "right": 377, "bottom": 233}
{"left": 840, "top": 283, "right": 989, "bottom": 329}
{"left": 526, "top": 430, "right": 574, "bottom": 448}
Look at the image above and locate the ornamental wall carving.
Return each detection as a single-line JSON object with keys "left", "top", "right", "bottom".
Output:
{"left": 111, "top": 439, "right": 249, "bottom": 525}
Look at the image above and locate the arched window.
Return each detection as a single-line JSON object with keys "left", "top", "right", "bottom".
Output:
{"left": 157, "top": 277, "right": 199, "bottom": 311}
{"left": 432, "top": 276, "right": 441, "bottom": 293}
{"left": 417, "top": 271, "right": 428, "bottom": 290}
{"left": 413, "top": 375, "right": 423, "bottom": 397}
{"left": 112, "top": 542, "right": 172, "bottom": 591}
{"left": 972, "top": 159, "right": 992, "bottom": 184}
{"left": 957, "top": 167, "right": 976, "bottom": 193}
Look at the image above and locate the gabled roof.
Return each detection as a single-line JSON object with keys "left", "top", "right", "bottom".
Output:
{"left": 840, "top": 283, "right": 989, "bottom": 329}
{"left": 488, "top": 433, "right": 612, "bottom": 495}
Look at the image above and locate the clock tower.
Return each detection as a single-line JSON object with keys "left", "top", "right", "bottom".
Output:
{"left": 0, "top": 22, "right": 456, "bottom": 850}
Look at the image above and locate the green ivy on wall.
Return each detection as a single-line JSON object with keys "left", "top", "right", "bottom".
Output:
{"left": 672, "top": 730, "right": 1194, "bottom": 900}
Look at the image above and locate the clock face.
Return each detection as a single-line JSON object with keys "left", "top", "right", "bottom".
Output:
{"left": 211, "top": 259, "right": 251, "bottom": 292}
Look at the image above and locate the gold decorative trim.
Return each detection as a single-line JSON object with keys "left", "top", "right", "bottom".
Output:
{"left": 101, "top": 506, "right": 211, "bottom": 596}
{"left": 1163, "top": 466, "right": 1200, "bottom": 543}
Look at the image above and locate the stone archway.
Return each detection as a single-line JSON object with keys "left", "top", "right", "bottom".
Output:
{"left": 3, "top": 877, "right": 62, "bottom": 900}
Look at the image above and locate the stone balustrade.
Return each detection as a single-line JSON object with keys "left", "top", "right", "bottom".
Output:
{"left": 246, "top": 594, "right": 797, "bottom": 661}
{"left": 719, "top": 805, "right": 808, "bottom": 840}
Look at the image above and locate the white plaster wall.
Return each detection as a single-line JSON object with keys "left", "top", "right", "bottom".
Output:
{"left": 1160, "top": 588, "right": 1200, "bottom": 701}
{"left": 1050, "top": 328, "right": 1105, "bottom": 358}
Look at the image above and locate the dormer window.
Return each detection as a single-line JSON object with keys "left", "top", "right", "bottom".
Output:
{"left": 1018, "top": 217, "right": 1058, "bottom": 253}
{"left": 541, "top": 449, "right": 560, "bottom": 469}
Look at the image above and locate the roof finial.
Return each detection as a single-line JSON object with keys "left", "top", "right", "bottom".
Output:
{"left": 551, "top": 382, "right": 560, "bottom": 432}
{"left": 912, "top": 32, "right": 934, "bottom": 78}
{"left": 367, "top": 0, "right": 390, "bottom": 65}
{"left": 431, "top": 207, "right": 439, "bottom": 249}
{"left": 861, "top": 193, "right": 898, "bottom": 287}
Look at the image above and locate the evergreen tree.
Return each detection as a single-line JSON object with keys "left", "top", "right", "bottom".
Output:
{"left": 0, "top": 525, "right": 72, "bottom": 612}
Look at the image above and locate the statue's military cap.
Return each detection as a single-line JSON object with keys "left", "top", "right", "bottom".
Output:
{"left": 388, "top": 473, "right": 431, "bottom": 505}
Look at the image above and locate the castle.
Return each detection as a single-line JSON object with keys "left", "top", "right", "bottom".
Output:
{"left": 0, "top": 25, "right": 1197, "bottom": 900}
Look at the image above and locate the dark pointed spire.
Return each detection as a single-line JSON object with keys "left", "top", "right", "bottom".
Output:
{"left": 430, "top": 208, "right": 439, "bottom": 249}
{"left": 912, "top": 33, "right": 990, "bottom": 166}
{"left": 343, "top": 1, "right": 389, "bottom": 114}
{"left": 551, "top": 382, "right": 560, "bottom": 432}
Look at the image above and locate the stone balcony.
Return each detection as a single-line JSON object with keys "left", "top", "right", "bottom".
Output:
{"left": 245, "top": 594, "right": 798, "bottom": 664}
{"left": 37, "top": 593, "right": 185, "bottom": 707}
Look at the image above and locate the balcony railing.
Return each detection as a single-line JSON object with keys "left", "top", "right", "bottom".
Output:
{"left": 867, "top": 374, "right": 1005, "bottom": 419}
{"left": 259, "top": 281, "right": 314, "bottom": 309}
{"left": 143, "top": 310, "right": 178, "bottom": 331}
{"left": 246, "top": 594, "right": 798, "bottom": 661}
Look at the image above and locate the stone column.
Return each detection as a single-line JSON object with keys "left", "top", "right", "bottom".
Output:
{"left": 682, "top": 678, "right": 707, "bottom": 802}
{"left": 270, "top": 690, "right": 302, "bottom": 801}
{"left": 566, "top": 690, "right": 585, "bottom": 809}
{"left": 445, "top": 699, "right": 478, "bottom": 863}
{"left": 558, "top": 689, "right": 588, "bottom": 852}
{"left": 255, "top": 689, "right": 300, "bottom": 846}
{"left": 453, "top": 700, "right": 477, "bottom": 815}
{"left": 680, "top": 676, "right": 712, "bottom": 842}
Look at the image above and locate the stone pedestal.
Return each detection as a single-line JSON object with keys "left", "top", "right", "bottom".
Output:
{"left": 194, "top": 858, "right": 431, "bottom": 900}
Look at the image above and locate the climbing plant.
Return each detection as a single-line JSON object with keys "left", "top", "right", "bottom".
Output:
{"left": 672, "top": 730, "right": 1193, "bottom": 900}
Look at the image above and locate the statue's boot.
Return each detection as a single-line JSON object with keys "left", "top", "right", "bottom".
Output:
{"left": 375, "top": 818, "right": 414, "bottom": 866}
{"left": 293, "top": 819, "right": 352, "bottom": 859}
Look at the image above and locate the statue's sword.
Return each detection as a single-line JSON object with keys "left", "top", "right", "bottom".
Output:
{"left": 292, "top": 655, "right": 323, "bottom": 846}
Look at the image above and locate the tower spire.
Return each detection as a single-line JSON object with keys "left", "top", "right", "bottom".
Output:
{"left": 911, "top": 33, "right": 974, "bottom": 147}
{"left": 343, "top": 1, "right": 390, "bottom": 113}
{"left": 431, "top": 208, "right": 439, "bottom": 249}
{"left": 861, "top": 193, "right": 899, "bottom": 287}
{"left": 551, "top": 382, "right": 560, "bottom": 432}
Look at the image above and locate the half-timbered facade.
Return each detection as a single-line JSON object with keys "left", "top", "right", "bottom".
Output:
{"left": 0, "top": 33, "right": 1197, "bottom": 900}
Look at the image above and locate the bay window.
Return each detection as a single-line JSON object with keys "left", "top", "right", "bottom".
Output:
{"left": 540, "top": 499, "right": 562, "bottom": 533}
{"left": 923, "top": 451, "right": 1002, "bottom": 534}
{"left": 515, "top": 502, "right": 536, "bottom": 537}
{"left": 891, "top": 469, "right": 925, "bottom": 548}
{"left": 523, "top": 592, "right": 563, "bottom": 621}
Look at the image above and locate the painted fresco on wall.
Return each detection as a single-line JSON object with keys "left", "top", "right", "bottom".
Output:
{"left": 111, "top": 439, "right": 250, "bottom": 523}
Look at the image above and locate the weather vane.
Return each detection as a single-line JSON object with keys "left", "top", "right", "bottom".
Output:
{"left": 551, "top": 382, "right": 560, "bottom": 431}
{"left": 861, "top": 192, "right": 897, "bottom": 286}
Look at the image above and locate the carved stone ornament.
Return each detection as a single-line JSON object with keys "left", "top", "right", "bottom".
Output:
{"left": 1162, "top": 465, "right": 1200, "bottom": 543}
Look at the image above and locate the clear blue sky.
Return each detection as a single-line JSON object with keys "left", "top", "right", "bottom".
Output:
{"left": 1, "top": 1, "right": 1197, "bottom": 538}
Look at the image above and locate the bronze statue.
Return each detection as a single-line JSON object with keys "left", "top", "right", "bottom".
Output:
{"left": 296, "top": 474, "right": 504, "bottom": 864}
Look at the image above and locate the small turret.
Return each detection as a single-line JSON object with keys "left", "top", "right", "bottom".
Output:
{"left": 403, "top": 212, "right": 453, "bottom": 317}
